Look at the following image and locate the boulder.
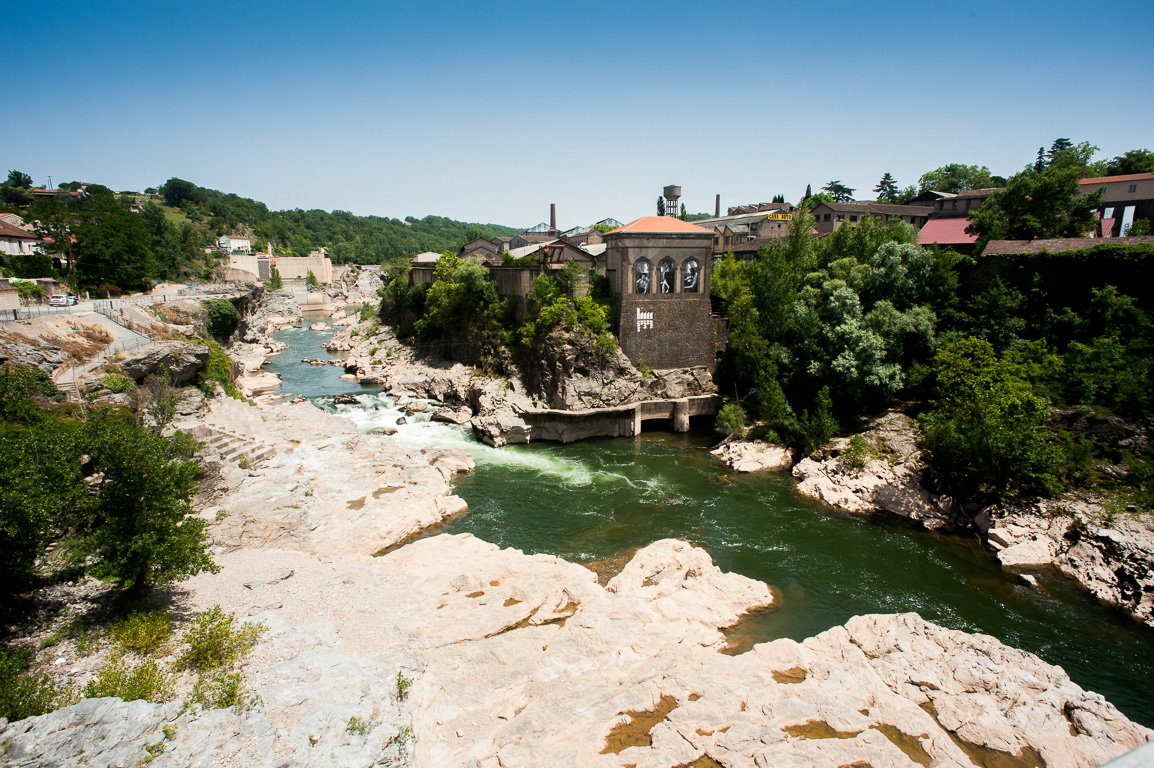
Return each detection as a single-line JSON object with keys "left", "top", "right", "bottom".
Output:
{"left": 432, "top": 406, "right": 473, "bottom": 426}
{"left": 472, "top": 412, "right": 531, "bottom": 447}
{"left": 120, "top": 342, "right": 211, "bottom": 386}
{"left": 711, "top": 439, "right": 794, "bottom": 473}
{"left": 235, "top": 371, "right": 281, "bottom": 393}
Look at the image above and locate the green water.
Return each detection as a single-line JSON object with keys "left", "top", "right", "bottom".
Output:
{"left": 270, "top": 322, "right": 1154, "bottom": 727}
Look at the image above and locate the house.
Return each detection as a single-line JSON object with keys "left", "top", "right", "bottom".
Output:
{"left": 604, "top": 217, "right": 718, "bottom": 371}
{"left": 0, "top": 219, "right": 42, "bottom": 256}
{"left": 218, "top": 235, "right": 252, "bottom": 254}
{"left": 810, "top": 202, "right": 932, "bottom": 235}
{"left": 692, "top": 205, "right": 798, "bottom": 256}
{"left": 1078, "top": 173, "right": 1154, "bottom": 237}
{"left": 916, "top": 188, "right": 1002, "bottom": 251}
{"left": 459, "top": 237, "right": 505, "bottom": 265}
{"left": 410, "top": 252, "right": 444, "bottom": 286}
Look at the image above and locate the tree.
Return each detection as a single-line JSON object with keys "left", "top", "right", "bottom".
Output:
{"left": 204, "top": 298, "right": 240, "bottom": 338}
{"left": 874, "top": 173, "right": 899, "bottom": 203}
{"left": 772, "top": 194, "right": 785, "bottom": 204}
{"left": 822, "top": 180, "right": 855, "bottom": 202}
{"left": 917, "top": 164, "right": 994, "bottom": 194}
{"left": 72, "top": 192, "right": 154, "bottom": 291}
{"left": 306, "top": 269, "right": 319, "bottom": 288}
{"left": 1035, "top": 147, "right": 1046, "bottom": 172}
{"left": 265, "top": 264, "right": 283, "bottom": 290}
{"left": 6, "top": 170, "right": 32, "bottom": 188}
{"left": 160, "top": 177, "right": 206, "bottom": 207}
{"left": 679, "top": 203, "right": 687, "bottom": 220}
{"left": 1105, "top": 149, "right": 1154, "bottom": 176}
{"left": 657, "top": 196, "right": 666, "bottom": 217}
{"left": 84, "top": 412, "right": 218, "bottom": 596}
{"left": 919, "top": 337, "right": 1060, "bottom": 498}
{"left": 966, "top": 163, "right": 1103, "bottom": 253}
{"left": 29, "top": 195, "right": 77, "bottom": 271}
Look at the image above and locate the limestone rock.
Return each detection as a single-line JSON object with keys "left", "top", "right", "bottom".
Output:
{"left": 120, "top": 342, "right": 211, "bottom": 386}
{"left": 712, "top": 439, "right": 794, "bottom": 473}
{"left": 432, "top": 406, "right": 473, "bottom": 425}
{"left": 472, "top": 412, "right": 531, "bottom": 447}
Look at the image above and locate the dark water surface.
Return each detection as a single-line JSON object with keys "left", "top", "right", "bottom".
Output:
{"left": 270, "top": 322, "right": 1154, "bottom": 727}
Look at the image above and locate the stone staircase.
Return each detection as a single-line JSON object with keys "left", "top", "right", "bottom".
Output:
{"left": 200, "top": 396, "right": 277, "bottom": 466}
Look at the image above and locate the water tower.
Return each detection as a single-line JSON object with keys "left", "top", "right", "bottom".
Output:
{"left": 663, "top": 185, "right": 681, "bottom": 217}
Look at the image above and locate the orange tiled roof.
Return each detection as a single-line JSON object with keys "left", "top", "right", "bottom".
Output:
{"left": 608, "top": 217, "right": 713, "bottom": 235}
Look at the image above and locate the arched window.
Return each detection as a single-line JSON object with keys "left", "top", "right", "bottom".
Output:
{"left": 658, "top": 258, "right": 675, "bottom": 294}
{"left": 634, "top": 260, "right": 651, "bottom": 294}
{"left": 683, "top": 259, "right": 700, "bottom": 292}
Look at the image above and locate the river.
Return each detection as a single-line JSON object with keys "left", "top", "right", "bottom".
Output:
{"left": 263, "top": 318, "right": 1154, "bottom": 728}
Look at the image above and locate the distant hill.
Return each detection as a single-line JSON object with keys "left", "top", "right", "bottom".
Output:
{"left": 156, "top": 178, "right": 523, "bottom": 268}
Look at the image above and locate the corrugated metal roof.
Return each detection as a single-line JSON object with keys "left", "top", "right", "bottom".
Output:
{"left": 918, "top": 218, "right": 977, "bottom": 245}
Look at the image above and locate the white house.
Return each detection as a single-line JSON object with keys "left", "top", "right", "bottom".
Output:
{"left": 218, "top": 235, "right": 252, "bottom": 254}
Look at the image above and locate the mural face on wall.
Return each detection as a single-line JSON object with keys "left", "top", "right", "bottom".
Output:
{"left": 683, "top": 259, "right": 700, "bottom": 292}
{"left": 659, "top": 259, "right": 675, "bottom": 294}
{"left": 635, "top": 260, "right": 650, "bottom": 294}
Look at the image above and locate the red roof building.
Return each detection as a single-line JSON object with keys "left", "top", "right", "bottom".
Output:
{"left": 918, "top": 218, "right": 978, "bottom": 249}
{"left": 608, "top": 216, "right": 713, "bottom": 235}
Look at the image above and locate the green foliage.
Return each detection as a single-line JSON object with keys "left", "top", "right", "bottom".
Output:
{"left": 657, "top": 196, "right": 666, "bottom": 216}
{"left": 204, "top": 299, "right": 241, "bottom": 339}
{"left": 821, "top": 180, "right": 855, "bottom": 202}
{"left": 195, "top": 339, "right": 242, "bottom": 399}
{"left": 917, "top": 164, "right": 994, "bottom": 194}
{"left": 636, "top": 359, "right": 654, "bottom": 378}
{"left": 83, "top": 411, "right": 218, "bottom": 596}
{"left": 844, "top": 434, "right": 874, "bottom": 472}
{"left": 306, "top": 269, "right": 319, "bottom": 288}
{"left": 1124, "top": 218, "right": 1151, "bottom": 236}
{"left": 0, "top": 646, "right": 79, "bottom": 721}
{"left": 6, "top": 170, "right": 33, "bottom": 188}
{"left": 716, "top": 401, "right": 747, "bottom": 437}
{"left": 347, "top": 715, "right": 376, "bottom": 735}
{"left": 70, "top": 190, "right": 155, "bottom": 292}
{"left": 358, "top": 301, "right": 378, "bottom": 322}
{"left": 190, "top": 670, "right": 248, "bottom": 710}
{"left": 966, "top": 163, "right": 1102, "bottom": 253}
{"left": 799, "top": 387, "right": 838, "bottom": 453}
{"left": 396, "top": 669, "right": 413, "bottom": 701}
{"left": 919, "top": 338, "right": 1060, "bottom": 498}
{"left": 417, "top": 253, "right": 498, "bottom": 335}
{"left": 101, "top": 373, "right": 136, "bottom": 394}
{"left": 178, "top": 606, "right": 265, "bottom": 671}
{"left": 874, "top": 173, "right": 899, "bottom": 203}
{"left": 265, "top": 265, "right": 283, "bottom": 291}
{"left": 14, "top": 281, "right": 44, "bottom": 298}
{"left": 83, "top": 654, "right": 174, "bottom": 702}
{"left": 110, "top": 611, "right": 173, "bottom": 656}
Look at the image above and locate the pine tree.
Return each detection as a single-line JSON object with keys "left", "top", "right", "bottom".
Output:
{"left": 874, "top": 172, "right": 899, "bottom": 203}
{"left": 680, "top": 203, "right": 687, "bottom": 220}
{"left": 772, "top": 194, "right": 785, "bottom": 204}
{"left": 1035, "top": 147, "right": 1046, "bottom": 172}
{"left": 657, "top": 196, "right": 666, "bottom": 216}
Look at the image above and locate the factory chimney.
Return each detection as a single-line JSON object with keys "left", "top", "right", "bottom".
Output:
{"left": 549, "top": 204, "right": 557, "bottom": 236}
{"left": 715, "top": 194, "right": 720, "bottom": 218}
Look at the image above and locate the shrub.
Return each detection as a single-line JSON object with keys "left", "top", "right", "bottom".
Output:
{"left": 195, "top": 339, "right": 242, "bottom": 399}
{"left": 178, "top": 605, "right": 265, "bottom": 671}
{"left": 111, "top": 610, "right": 173, "bottom": 655}
{"left": 83, "top": 654, "right": 174, "bottom": 702}
{"left": 0, "top": 646, "right": 79, "bottom": 721}
{"left": 844, "top": 434, "right": 874, "bottom": 472}
{"left": 15, "top": 282, "right": 44, "bottom": 299}
{"left": 636, "top": 359, "right": 654, "bottom": 378}
{"left": 190, "top": 669, "right": 247, "bottom": 710}
{"left": 203, "top": 299, "right": 240, "bottom": 339}
{"left": 264, "top": 265, "right": 283, "bottom": 291}
{"left": 347, "top": 715, "right": 375, "bottom": 735}
{"left": 396, "top": 669, "right": 413, "bottom": 701}
{"left": 101, "top": 373, "right": 136, "bottom": 394}
{"left": 306, "top": 269, "right": 319, "bottom": 289}
{"left": 716, "top": 401, "right": 747, "bottom": 437}
{"left": 799, "top": 386, "right": 838, "bottom": 453}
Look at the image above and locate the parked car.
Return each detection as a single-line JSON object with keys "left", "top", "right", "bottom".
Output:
{"left": 47, "top": 294, "right": 78, "bottom": 307}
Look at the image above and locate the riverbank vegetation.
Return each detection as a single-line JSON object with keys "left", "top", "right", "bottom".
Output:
{"left": 380, "top": 255, "right": 617, "bottom": 375}
{"left": 712, "top": 146, "right": 1154, "bottom": 506}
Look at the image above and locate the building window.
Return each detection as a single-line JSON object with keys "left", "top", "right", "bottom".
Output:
{"left": 713, "top": 236, "right": 719, "bottom": 245}
{"left": 836, "top": 214, "right": 844, "bottom": 222}
{"left": 823, "top": 213, "right": 831, "bottom": 222}
{"left": 951, "top": 201, "right": 958, "bottom": 209}
{"left": 849, "top": 214, "right": 858, "bottom": 222}
{"left": 1130, "top": 184, "right": 1138, "bottom": 193}
{"left": 658, "top": 258, "right": 676, "bottom": 294}
{"left": 683, "top": 259, "right": 700, "bottom": 292}
{"left": 635, "top": 260, "right": 651, "bottom": 294}
{"left": 965, "top": 199, "right": 972, "bottom": 209}
{"left": 939, "top": 202, "right": 945, "bottom": 209}
{"left": 723, "top": 236, "right": 730, "bottom": 246}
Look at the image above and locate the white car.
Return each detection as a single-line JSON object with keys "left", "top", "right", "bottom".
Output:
{"left": 48, "top": 294, "right": 78, "bottom": 307}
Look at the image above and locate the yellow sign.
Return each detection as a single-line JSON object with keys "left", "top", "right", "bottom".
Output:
{"left": 766, "top": 213, "right": 793, "bottom": 220}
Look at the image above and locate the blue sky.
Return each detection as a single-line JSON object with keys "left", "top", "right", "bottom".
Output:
{"left": 4, "top": 0, "right": 1152, "bottom": 229}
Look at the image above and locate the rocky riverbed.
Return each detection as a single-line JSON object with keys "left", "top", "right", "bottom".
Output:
{"left": 5, "top": 289, "right": 1151, "bottom": 767}
{"left": 3, "top": 394, "right": 1149, "bottom": 767}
